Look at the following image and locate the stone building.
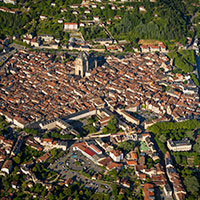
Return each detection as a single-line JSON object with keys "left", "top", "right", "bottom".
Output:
{"left": 75, "top": 52, "right": 97, "bottom": 77}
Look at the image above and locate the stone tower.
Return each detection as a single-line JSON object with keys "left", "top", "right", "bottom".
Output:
{"left": 75, "top": 52, "right": 96, "bottom": 77}
{"left": 75, "top": 52, "right": 87, "bottom": 77}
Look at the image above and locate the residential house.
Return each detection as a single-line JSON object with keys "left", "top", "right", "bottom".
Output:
{"left": 93, "top": 16, "right": 100, "bottom": 21}
{"left": 40, "top": 15, "right": 48, "bottom": 20}
{"left": 149, "top": 45, "right": 160, "bottom": 52}
{"left": 143, "top": 183, "right": 155, "bottom": 200}
{"left": 109, "top": 149, "right": 123, "bottom": 162}
{"left": 40, "top": 35, "right": 54, "bottom": 42}
{"left": 36, "top": 152, "right": 51, "bottom": 163}
{"left": 1, "top": 160, "right": 12, "bottom": 175}
{"left": 13, "top": 116, "right": 27, "bottom": 128}
{"left": 139, "top": 6, "right": 146, "bottom": 12}
{"left": 64, "top": 23, "right": 78, "bottom": 31}
{"left": 140, "top": 45, "right": 149, "bottom": 53}
{"left": 58, "top": 19, "right": 63, "bottom": 23}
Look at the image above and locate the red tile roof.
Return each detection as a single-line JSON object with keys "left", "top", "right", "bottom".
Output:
{"left": 84, "top": 148, "right": 95, "bottom": 157}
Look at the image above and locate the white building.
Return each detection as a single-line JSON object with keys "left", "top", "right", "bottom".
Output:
{"left": 31, "top": 39, "right": 40, "bottom": 47}
{"left": 58, "top": 19, "right": 64, "bottom": 24}
{"left": 80, "top": 23, "right": 85, "bottom": 27}
{"left": 140, "top": 45, "right": 150, "bottom": 53}
{"left": 109, "top": 150, "right": 123, "bottom": 162}
{"left": 3, "top": 0, "right": 16, "bottom": 5}
{"left": 40, "top": 138, "right": 67, "bottom": 151}
{"left": 23, "top": 38, "right": 31, "bottom": 45}
{"left": 40, "top": 15, "right": 48, "bottom": 20}
{"left": 51, "top": 3, "right": 56, "bottom": 6}
{"left": 167, "top": 139, "right": 192, "bottom": 152}
{"left": 13, "top": 116, "right": 26, "bottom": 129}
{"left": 116, "top": 109, "right": 140, "bottom": 125}
{"left": 149, "top": 45, "right": 160, "bottom": 52}
{"left": 91, "top": 4, "right": 97, "bottom": 8}
{"left": 73, "top": 143, "right": 96, "bottom": 162}
{"left": 93, "top": 16, "right": 100, "bottom": 21}
{"left": 39, "top": 118, "right": 71, "bottom": 130}
{"left": 89, "top": 144, "right": 102, "bottom": 154}
{"left": 139, "top": 6, "right": 146, "bottom": 12}
{"left": 40, "top": 35, "right": 54, "bottom": 42}
{"left": 84, "top": 10, "right": 91, "bottom": 14}
{"left": 64, "top": 23, "right": 78, "bottom": 30}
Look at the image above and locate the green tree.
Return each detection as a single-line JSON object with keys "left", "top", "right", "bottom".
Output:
{"left": 50, "top": 149, "right": 58, "bottom": 157}
{"left": 118, "top": 141, "right": 135, "bottom": 152}
{"left": 190, "top": 73, "right": 199, "bottom": 86}
{"left": 21, "top": 181, "right": 27, "bottom": 189}
{"left": 175, "top": 155, "right": 181, "bottom": 164}
{"left": 174, "top": 56, "right": 193, "bottom": 73}
{"left": 111, "top": 183, "right": 118, "bottom": 200}
{"left": 184, "top": 175, "right": 199, "bottom": 195}
{"left": 102, "top": 127, "right": 108, "bottom": 134}
{"left": 193, "top": 139, "right": 200, "bottom": 154}
{"left": 48, "top": 193, "right": 55, "bottom": 200}
{"left": 159, "top": 135, "right": 167, "bottom": 143}
{"left": 13, "top": 156, "right": 21, "bottom": 164}
{"left": 107, "top": 117, "right": 118, "bottom": 133}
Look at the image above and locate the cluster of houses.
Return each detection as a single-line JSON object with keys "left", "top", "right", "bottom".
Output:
{"left": 0, "top": 134, "right": 23, "bottom": 176}
{"left": 0, "top": 6, "right": 19, "bottom": 14}
{"left": 0, "top": 121, "right": 69, "bottom": 177}
{"left": 20, "top": 29, "right": 123, "bottom": 52}
{"left": 22, "top": 34, "right": 60, "bottom": 49}
{"left": 0, "top": 102, "right": 195, "bottom": 198}
{"left": 0, "top": 132, "right": 69, "bottom": 195}
{"left": 0, "top": 0, "right": 169, "bottom": 53}
{"left": 24, "top": 135, "right": 68, "bottom": 152}
{"left": 0, "top": 50, "right": 200, "bottom": 129}
{"left": 71, "top": 125, "right": 195, "bottom": 199}
{"left": 139, "top": 42, "right": 167, "bottom": 53}
{"left": 1, "top": 0, "right": 159, "bottom": 53}
{"left": 73, "top": 135, "right": 129, "bottom": 169}
{"left": 165, "top": 151, "right": 186, "bottom": 200}
{"left": 38, "top": 118, "right": 79, "bottom": 136}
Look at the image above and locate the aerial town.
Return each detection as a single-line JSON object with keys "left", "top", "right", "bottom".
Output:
{"left": 1, "top": 50, "right": 199, "bottom": 126}
{"left": 0, "top": 0, "right": 200, "bottom": 199}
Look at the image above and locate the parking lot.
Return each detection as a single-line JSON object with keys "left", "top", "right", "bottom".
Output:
{"left": 65, "top": 148, "right": 104, "bottom": 173}
{"left": 48, "top": 146, "right": 112, "bottom": 194}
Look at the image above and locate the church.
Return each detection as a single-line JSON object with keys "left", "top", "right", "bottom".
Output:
{"left": 75, "top": 52, "right": 97, "bottom": 77}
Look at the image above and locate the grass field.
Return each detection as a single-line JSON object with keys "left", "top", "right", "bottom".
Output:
{"left": 138, "top": 39, "right": 161, "bottom": 45}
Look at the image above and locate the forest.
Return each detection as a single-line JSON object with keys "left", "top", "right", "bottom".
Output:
{"left": 110, "top": 0, "right": 193, "bottom": 42}
{"left": 0, "top": 0, "right": 199, "bottom": 43}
